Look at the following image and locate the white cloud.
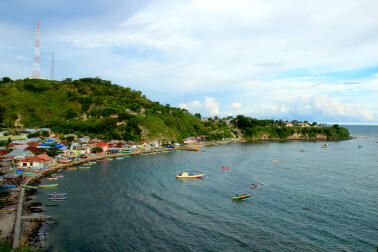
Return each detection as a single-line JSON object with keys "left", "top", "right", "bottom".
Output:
{"left": 2, "top": 1, "right": 378, "bottom": 122}
{"left": 178, "top": 103, "right": 187, "bottom": 109}
{"left": 230, "top": 102, "right": 242, "bottom": 109}
{"left": 242, "top": 95, "right": 374, "bottom": 122}
{"left": 204, "top": 97, "right": 220, "bottom": 116}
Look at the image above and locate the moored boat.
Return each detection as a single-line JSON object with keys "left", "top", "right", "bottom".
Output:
{"left": 232, "top": 193, "right": 251, "bottom": 200}
{"left": 48, "top": 193, "right": 66, "bottom": 197}
{"left": 49, "top": 197, "right": 66, "bottom": 201}
{"left": 176, "top": 171, "right": 205, "bottom": 178}
{"left": 79, "top": 166, "right": 90, "bottom": 169}
{"left": 45, "top": 204, "right": 59, "bottom": 207}
{"left": 39, "top": 184, "right": 58, "bottom": 188}
{"left": 220, "top": 167, "right": 229, "bottom": 170}
{"left": 250, "top": 184, "right": 259, "bottom": 189}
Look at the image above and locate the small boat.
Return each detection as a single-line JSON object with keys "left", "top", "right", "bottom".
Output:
{"left": 0, "top": 207, "right": 16, "bottom": 213}
{"left": 39, "top": 184, "right": 58, "bottom": 188}
{"left": 45, "top": 204, "right": 59, "bottom": 207}
{"left": 49, "top": 197, "right": 66, "bottom": 201}
{"left": 67, "top": 167, "right": 77, "bottom": 170}
{"left": 79, "top": 166, "right": 90, "bottom": 169}
{"left": 47, "top": 177, "right": 58, "bottom": 180}
{"left": 54, "top": 175, "right": 64, "bottom": 178}
{"left": 0, "top": 185, "right": 17, "bottom": 188}
{"left": 321, "top": 146, "right": 327, "bottom": 149}
{"left": 48, "top": 193, "right": 67, "bottom": 197}
{"left": 116, "top": 157, "right": 125, "bottom": 160}
{"left": 0, "top": 190, "right": 18, "bottom": 193}
{"left": 21, "top": 185, "right": 38, "bottom": 189}
{"left": 232, "top": 193, "right": 251, "bottom": 200}
{"left": 272, "top": 159, "right": 279, "bottom": 162}
{"left": 176, "top": 171, "right": 205, "bottom": 178}
{"left": 220, "top": 167, "right": 229, "bottom": 170}
{"left": 299, "top": 149, "right": 305, "bottom": 152}
{"left": 303, "top": 207, "right": 311, "bottom": 211}
{"left": 250, "top": 184, "right": 259, "bottom": 189}
{"left": 49, "top": 195, "right": 66, "bottom": 199}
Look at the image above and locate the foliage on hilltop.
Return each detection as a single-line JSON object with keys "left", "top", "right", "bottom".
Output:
{"left": 0, "top": 77, "right": 230, "bottom": 142}
{"left": 232, "top": 115, "right": 350, "bottom": 140}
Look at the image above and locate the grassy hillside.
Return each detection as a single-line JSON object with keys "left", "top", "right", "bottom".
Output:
{"left": 0, "top": 77, "right": 350, "bottom": 142}
{"left": 0, "top": 77, "right": 229, "bottom": 142}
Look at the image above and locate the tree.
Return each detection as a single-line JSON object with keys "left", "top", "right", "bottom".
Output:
{"left": 1, "top": 77, "right": 12, "bottom": 83}
{"left": 194, "top": 113, "right": 201, "bottom": 120}
{"left": 46, "top": 146, "right": 62, "bottom": 157}
{"left": 91, "top": 147, "right": 103, "bottom": 153}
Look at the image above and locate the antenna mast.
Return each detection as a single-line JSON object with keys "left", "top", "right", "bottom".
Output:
{"left": 32, "top": 20, "right": 41, "bottom": 79}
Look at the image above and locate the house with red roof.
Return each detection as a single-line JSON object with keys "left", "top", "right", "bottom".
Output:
{"left": 96, "top": 142, "right": 109, "bottom": 152}
{"left": 18, "top": 154, "right": 55, "bottom": 169}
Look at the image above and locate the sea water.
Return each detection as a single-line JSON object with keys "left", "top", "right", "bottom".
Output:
{"left": 36, "top": 125, "right": 378, "bottom": 251}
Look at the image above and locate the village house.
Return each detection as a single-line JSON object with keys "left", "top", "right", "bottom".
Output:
{"left": 284, "top": 121, "right": 293, "bottom": 127}
{"left": 96, "top": 142, "right": 109, "bottom": 152}
{"left": 296, "top": 122, "right": 310, "bottom": 127}
{"left": 18, "top": 154, "right": 55, "bottom": 169}
{"left": 183, "top": 137, "right": 197, "bottom": 144}
{"left": 3, "top": 149, "right": 33, "bottom": 160}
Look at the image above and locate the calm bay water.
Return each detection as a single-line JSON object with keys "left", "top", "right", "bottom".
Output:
{"left": 37, "top": 126, "right": 378, "bottom": 251}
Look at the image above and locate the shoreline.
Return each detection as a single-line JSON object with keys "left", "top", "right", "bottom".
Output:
{"left": 9, "top": 136, "right": 348, "bottom": 248}
{"left": 12, "top": 147, "right": 175, "bottom": 249}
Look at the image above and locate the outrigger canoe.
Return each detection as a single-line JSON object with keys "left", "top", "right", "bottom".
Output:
{"left": 39, "top": 184, "right": 58, "bottom": 188}
{"left": 176, "top": 171, "right": 205, "bottom": 178}
{"left": 232, "top": 193, "right": 251, "bottom": 200}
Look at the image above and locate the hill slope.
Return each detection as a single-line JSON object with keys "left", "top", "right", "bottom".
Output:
{"left": 0, "top": 77, "right": 350, "bottom": 142}
{"left": 0, "top": 77, "right": 231, "bottom": 142}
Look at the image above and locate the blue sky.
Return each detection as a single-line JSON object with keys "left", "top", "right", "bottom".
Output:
{"left": 1, "top": 0, "right": 378, "bottom": 124}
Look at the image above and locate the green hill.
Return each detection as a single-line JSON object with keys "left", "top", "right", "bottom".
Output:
{"left": 0, "top": 77, "right": 232, "bottom": 143}
{"left": 0, "top": 77, "right": 349, "bottom": 142}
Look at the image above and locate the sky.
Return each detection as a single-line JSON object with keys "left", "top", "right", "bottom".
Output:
{"left": 1, "top": 0, "right": 378, "bottom": 124}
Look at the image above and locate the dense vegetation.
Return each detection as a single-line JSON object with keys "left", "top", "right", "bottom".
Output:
{"left": 0, "top": 77, "right": 231, "bottom": 142}
{"left": 232, "top": 115, "right": 350, "bottom": 140}
{"left": 0, "top": 77, "right": 350, "bottom": 142}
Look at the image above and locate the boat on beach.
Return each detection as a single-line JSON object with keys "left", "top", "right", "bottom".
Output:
{"left": 39, "top": 184, "right": 58, "bottom": 188}
{"left": 176, "top": 171, "right": 205, "bottom": 178}
{"left": 232, "top": 193, "right": 251, "bottom": 200}
{"left": 0, "top": 207, "right": 16, "bottom": 213}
